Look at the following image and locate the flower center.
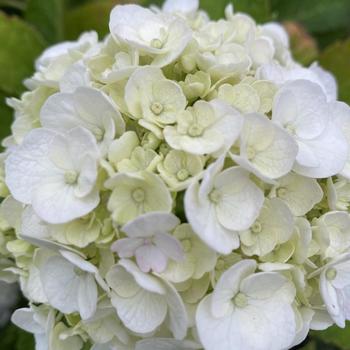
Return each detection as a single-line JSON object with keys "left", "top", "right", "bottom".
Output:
{"left": 151, "top": 38, "right": 163, "bottom": 49}
{"left": 251, "top": 220, "right": 262, "bottom": 234}
{"left": 151, "top": 102, "right": 164, "bottom": 115}
{"left": 132, "top": 188, "right": 145, "bottom": 203}
{"left": 177, "top": 169, "right": 189, "bottom": 181}
{"left": 277, "top": 187, "right": 288, "bottom": 199}
{"left": 182, "top": 239, "right": 192, "bottom": 253}
{"left": 188, "top": 124, "right": 204, "bottom": 137}
{"left": 209, "top": 189, "right": 221, "bottom": 203}
{"left": 246, "top": 146, "right": 256, "bottom": 160}
{"left": 326, "top": 268, "right": 337, "bottom": 281}
{"left": 285, "top": 123, "right": 296, "bottom": 134}
{"left": 143, "top": 237, "right": 153, "bottom": 245}
{"left": 90, "top": 126, "right": 104, "bottom": 142}
{"left": 64, "top": 170, "right": 78, "bottom": 185}
{"left": 233, "top": 292, "right": 248, "bottom": 308}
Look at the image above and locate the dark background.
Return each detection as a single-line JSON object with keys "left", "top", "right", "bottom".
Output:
{"left": 0, "top": 0, "right": 350, "bottom": 349}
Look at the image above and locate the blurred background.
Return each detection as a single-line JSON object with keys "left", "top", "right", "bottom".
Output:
{"left": 0, "top": 0, "right": 350, "bottom": 349}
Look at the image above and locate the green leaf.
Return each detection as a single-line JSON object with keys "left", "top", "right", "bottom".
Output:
{"left": 64, "top": 0, "right": 128, "bottom": 40}
{"left": 0, "top": 11, "right": 46, "bottom": 96}
{"left": 0, "top": 323, "right": 35, "bottom": 350}
{"left": 271, "top": 0, "right": 350, "bottom": 34}
{"left": 310, "top": 323, "right": 350, "bottom": 349}
{"left": 200, "top": 0, "right": 271, "bottom": 22}
{"left": 141, "top": 0, "right": 272, "bottom": 22}
{"left": 25, "top": 0, "right": 64, "bottom": 44}
{"left": 319, "top": 39, "right": 350, "bottom": 105}
{"left": 0, "top": 92, "right": 13, "bottom": 143}
{"left": 0, "top": 0, "right": 27, "bottom": 11}
{"left": 284, "top": 22, "right": 319, "bottom": 66}
{"left": 297, "top": 340, "right": 317, "bottom": 350}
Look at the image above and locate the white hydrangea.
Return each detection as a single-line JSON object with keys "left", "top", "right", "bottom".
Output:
{"left": 1, "top": 1, "right": 350, "bottom": 349}
{"left": 5, "top": 127, "right": 100, "bottom": 223}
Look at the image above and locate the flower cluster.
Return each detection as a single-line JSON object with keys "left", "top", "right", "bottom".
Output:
{"left": 1, "top": 0, "right": 350, "bottom": 349}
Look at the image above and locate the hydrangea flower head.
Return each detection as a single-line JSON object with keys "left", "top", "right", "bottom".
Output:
{"left": 1, "top": 0, "right": 350, "bottom": 349}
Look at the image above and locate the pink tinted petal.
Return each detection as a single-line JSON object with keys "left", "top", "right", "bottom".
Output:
{"left": 154, "top": 232, "right": 184, "bottom": 262}
{"left": 111, "top": 238, "right": 144, "bottom": 258}
{"left": 135, "top": 244, "right": 168, "bottom": 273}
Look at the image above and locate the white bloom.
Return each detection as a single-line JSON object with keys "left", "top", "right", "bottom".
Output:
{"left": 105, "top": 171, "right": 172, "bottom": 225}
{"left": 5, "top": 127, "right": 100, "bottom": 224}
{"left": 164, "top": 99, "right": 243, "bottom": 157}
{"left": 196, "top": 43, "right": 251, "bottom": 80}
{"left": 291, "top": 217, "right": 313, "bottom": 265}
{"left": 41, "top": 87, "right": 125, "bottom": 156}
{"left": 313, "top": 211, "right": 350, "bottom": 259}
{"left": 30, "top": 31, "right": 98, "bottom": 87}
{"left": 87, "top": 35, "right": 139, "bottom": 84}
{"left": 261, "top": 23, "right": 291, "bottom": 65}
{"left": 240, "top": 198, "right": 294, "bottom": 257}
{"left": 106, "top": 259, "right": 188, "bottom": 338}
{"left": 82, "top": 301, "right": 130, "bottom": 347}
{"left": 59, "top": 61, "right": 92, "bottom": 93}
{"left": 185, "top": 157, "right": 264, "bottom": 254}
{"left": 327, "top": 177, "right": 350, "bottom": 211}
{"left": 6, "top": 86, "right": 55, "bottom": 145}
{"left": 332, "top": 101, "right": 350, "bottom": 179}
{"left": 117, "top": 146, "right": 161, "bottom": 173}
{"left": 109, "top": 5, "right": 192, "bottom": 67}
{"left": 289, "top": 307, "right": 315, "bottom": 348}
{"left": 231, "top": 113, "right": 298, "bottom": 182}
{"left": 218, "top": 82, "right": 261, "bottom": 114}
{"left": 135, "top": 338, "right": 201, "bottom": 350}
{"left": 178, "top": 273, "right": 211, "bottom": 304}
{"left": 196, "top": 259, "right": 296, "bottom": 350}
{"left": 112, "top": 212, "right": 183, "bottom": 273}
{"left": 247, "top": 35, "right": 275, "bottom": 69}
{"left": 269, "top": 172, "right": 323, "bottom": 216}
{"left": 12, "top": 305, "right": 83, "bottom": 350}
{"left": 257, "top": 62, "right": 337, "bottom": 102}
{"left": 125, "top": 66, "right": 187, "bottom": 135}
{"left": 272, "top": 79, "right": 348, "bottom": 178}
{"left": 162, "top": 0, "right": 199, "bottom": 14}
{"left": 157, "top": 150, "right": 204, "bottom": 191}
{"left": 320, "top": 255, "right": 350, "bottom": 327}
{"left": 162, "top": 223, "right": 217, "bottom": 283}
{"left": 38, "top": 249, "right": 108, "bottom": 320}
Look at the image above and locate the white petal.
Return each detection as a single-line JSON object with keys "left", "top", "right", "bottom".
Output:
{"left": 136, "top": 338, "right": 201, "bottom": 350}
{"left": 118, "top": 259, "right": 166, "bottom": 294}
{"left": 273, "top": 79, "right": 328, "bottom": 139}
{"left": 293, "top": 121, "right": 348, "bottom": 178}
{"left": 161, "top": 276, "right": 189, "bottom": 340}
{"left": 11, "top": 308, "right": 45, "bottom": 334}
{"left": 185, "top": 181, "right": 239, "bottom": 255}
{"left": 111, "top": 288, "right": 167, "bottom": 334}
{"left": 214, "top": 166, "right": 265, "bottom": 231}
{"left": 135, "top": 244, "right": 168, "bottom": 273}
{"left": 40, "top": 255, "right": 80, "bottom": 314}
{"left": 154, "top": 232, "right": 184, "bottom": 262}
{"left": 163, "top": 0, "right": 199, "bottom": 13}
{"left": 212, "top": 260, "right": 256, "bottom": 318}
{"left": 78, "top": 273, "right": 98, "bottom": 319}
{"left": 5, "top": 128, "right": 60, "bottom": 204}
{"left": 111, "top": 238, "right": 144, "bottom": 258}
{"left": 60, "top": 250, "right": 98, "bottom": 274}
{"left": 122, "top": 212, "right": 180, "bottom": 238}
